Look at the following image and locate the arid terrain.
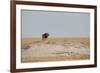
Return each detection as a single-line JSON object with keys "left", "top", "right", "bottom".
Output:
{"left": 21, "top": 37, "right": 90, "bottom": 63}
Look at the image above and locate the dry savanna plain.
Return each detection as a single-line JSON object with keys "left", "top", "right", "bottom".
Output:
{"left": 21, "top": 37, "right": 90, "bottom": 63}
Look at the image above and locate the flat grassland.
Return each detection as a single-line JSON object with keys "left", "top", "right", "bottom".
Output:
{"left": 21, "top": 37, "right": 90, "bottom": 63}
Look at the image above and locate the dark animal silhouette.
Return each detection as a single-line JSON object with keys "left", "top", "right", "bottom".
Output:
{"left": 42, "top": 33, "right": 49, "bottom": 40}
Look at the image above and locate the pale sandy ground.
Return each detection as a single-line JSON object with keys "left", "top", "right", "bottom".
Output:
{"left": 21, "top": 38, "right": 90, "bottom": 63}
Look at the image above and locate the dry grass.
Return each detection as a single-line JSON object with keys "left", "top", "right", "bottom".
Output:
{"left": 22, "top": 55, "right": 89, "bottom": 63}
{"left": 22, "top": 37, "right": 89, "bottom": 48}
{"left": 21, "top": 37, "right": 90, "bottom": 63}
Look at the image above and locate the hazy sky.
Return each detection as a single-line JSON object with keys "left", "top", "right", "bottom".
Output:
{"left": 21, "top": 10, "right": 90, "bottom": 38}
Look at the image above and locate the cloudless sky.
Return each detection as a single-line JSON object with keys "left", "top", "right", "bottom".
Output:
{"left": 21, "top": 10, "right": 90, "bottom": 38}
